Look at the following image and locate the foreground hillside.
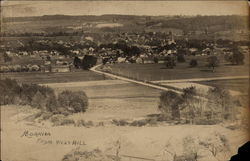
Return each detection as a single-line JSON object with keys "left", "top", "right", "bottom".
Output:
{"left": 1, "top": 76, "right": 249, "bottom": 161}
{"left": 1, "top": 105, "right": 248, "bottom": 161}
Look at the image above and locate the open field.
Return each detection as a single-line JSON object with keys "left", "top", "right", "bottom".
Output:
{"left": 47, "top": 80, "right": 161, "bottom": 120}
{"left": 0, "top": 70, "right": 109, "bottom": 84}
{"left": 1, "top": 68, "right": 249, "bottom": 161}
{"left": 197, "top": 79, "right": 249, "bottom": 94}
{"left": 108, "top": 61, "right": 249, "bottom": 82}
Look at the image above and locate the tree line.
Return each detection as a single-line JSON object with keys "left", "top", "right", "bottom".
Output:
{"left": 159, "top": 86, "right": 239, "bottom": 124}
{"left": 0, "top": 78, "right": 88, "bottom": 115}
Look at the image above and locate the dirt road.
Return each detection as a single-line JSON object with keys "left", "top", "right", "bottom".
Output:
{"left": 152, "top": 75, "right": 249, "bottom": 83}
{"left": 90, "top": 65, "right": 182, "bottom": 94}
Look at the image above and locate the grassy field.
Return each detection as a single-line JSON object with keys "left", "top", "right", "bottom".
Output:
{"left": 197, "top": 79, "right": 249, "bottom": 94}
{"left": 108, "top": 55, "right": 249, "bottom": 81}
{"left": 0, "top": 70, "right": 109, "bottom": 84}
{"left": 47, "top": 80, "right": 161, "bottom": 120}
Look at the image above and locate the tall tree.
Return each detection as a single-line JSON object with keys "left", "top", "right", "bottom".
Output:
{"left": 207, "top": 56, "right": 219, "bottom": 72}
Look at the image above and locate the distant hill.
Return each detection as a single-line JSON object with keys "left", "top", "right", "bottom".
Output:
{"left": 2, "top": 15, "right": 248, "bottom": 35}
{"left": 4, "top": 14, "right": 248, "bottom": 30}
{"left": 158, "top": 15, "right": 248, "bottom": 32}
{"left": 3, "top": 14, "right": 144, "bottom": 22}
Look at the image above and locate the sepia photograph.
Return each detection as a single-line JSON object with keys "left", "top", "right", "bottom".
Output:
{"left": 0, "top": 0, "right": 249, "bottom": 161}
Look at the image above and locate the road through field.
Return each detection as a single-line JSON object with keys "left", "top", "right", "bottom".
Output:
{"left": 152, "top": 75, "right": 249, "bottom": 83}
{"left": 90, "top": 65, "right": 183, "bottom": 94}
{"left": 90, "top": 64, "right": 249, "bottom": 95}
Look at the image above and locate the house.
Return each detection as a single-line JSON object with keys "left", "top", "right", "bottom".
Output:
{"left": 72, "top": 50, "right": 80, "bottom": 55}
{"left": 117, "top": 57, "right": 126, "bottom": 63}
{"left": 201, "top": 48, "right": 211, "bottom": 55}
{"left": 136, "top": 57, "right": 143, "bottom": 64}
{"left": 189, "top": 48, "right": 198, "bottom": 53}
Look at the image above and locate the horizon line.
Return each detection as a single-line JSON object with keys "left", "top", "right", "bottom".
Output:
{"left": 3, "top": 13, "right": 247, "bottom": 19}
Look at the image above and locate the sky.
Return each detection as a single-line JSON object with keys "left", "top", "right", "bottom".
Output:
{"left": 1, "top": 0, "right": 249, "bottom": 17}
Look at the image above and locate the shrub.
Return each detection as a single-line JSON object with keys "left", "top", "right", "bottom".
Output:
{"left": 97, "top": 122, "right": 105, "bottom": 127}
{"left": 181, "top": 86, "right": 199, "bottom": 124}
{"left": 62, "top": 148, "right": 113, "bottom": 161}
{"left": 112, "top": 119, "right": 129, "bottom": 126}
{"left": 102, "top": 57, "right": 110, "bottom": 65}
{"left": 153, "top": 57, "right": 159, "bottom": 63}
{"left": 0, "top": 66, "right": 9, "bottom": 73}
{"left": 174, "top": 154, "right": 197, "bottom": 161}
{"left": 177, "top": 54, "right": 185, "bottom": 63}
{"left": 199, "top": 132, "right": 230, "bottom": 160}
{"left": 45, "top": 93, "right": 58, "bottom": 112}
{"left": 207, "top": 87, "right": 236, "bottom": 121}
{"left": 54, "top": 118, "right": 75, "bottom": 126}
{"left": 156, "top": 114, "right": 169, "bottom": 122}
{"left": 31, "top": 65, "right": 40, "bottom": 71}
{"left": 73, "top": 56, "right": 81, "bottom": 68}
{"left": 58, "top": 90, "right": 88, "bottom": 113}
{"left": 225, "top": 124, "right": 239, "bottom": 130}
{"left": 40, "top": 112, "right": 53, "bottom": 120}
{"left": 189, "top": 59, "right": 198, "bottom": 67}
{"left": 59, "top": 119, "right": 75, "bottom": 126}
{"left": 19, "top": 83, "right": 55, "bottom": 106}
{"left": 158, "top": 91, "right": 183, "bottom": 120}
{"left": 31, "top": 91, "right": 46, "bottom": 109}
{"left": 207, "top": 56, "right": 219, "bottom": 72}
{"left": 1, "top": 78, "right": 89, "bottom": 117}
{"left": 13, "top": 65, "right": 22, "bottom": 72}
{"left": 224, "top": 49, "right": 244, "bottom": 65}
{"left": 75, "top": 120, "right": 86, "bottom": 127}
{"left": 85, "top": 120, "right": 94, "bottom": 127}
{"left": 130, "top": 119, "right": 147, "bottom": 127}
{"left": 194, "top": 118, "right": 221, "bottom": 125}
{"left": 147, "top": 118, "right": 158, "bottom": 126}
{"left": 181, "top": 136, "right": 198, "bottom": 161}
{"left": 81, "top": 55, "right": 97, "bottom": 70}
{"left": 165, "top": 56, "right": 176, "bottom": 69}
{"left": 27, "top": 111, "right": 43, "bottom": 121}
{"left": 3, "top": 53, "right": 12, "bottom": 62}
{"left": 50, "top": 114, "right": 65, "bottom": 122}
{"left": 75, "top": 120, "right": 95, "bottom": 127}
{"left": 21, "top": 65, "right": 29, "bottom": 72}
{"left": 0, "top": 78, "right": 21, "bottom": 105}
{"left": 59, "top": 110, "right": 71, "bottom": 116}
{"left": 50, "top": 114, "right": 75, "bottom": 126}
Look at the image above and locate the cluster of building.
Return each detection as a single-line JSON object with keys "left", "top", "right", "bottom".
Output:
{"left": 1, "top": 30, "right": 248, "bottom": 73}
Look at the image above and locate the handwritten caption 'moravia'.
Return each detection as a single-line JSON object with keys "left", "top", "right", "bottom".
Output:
{"left": 21, "top": 130, "right": 51, "bottom": 138}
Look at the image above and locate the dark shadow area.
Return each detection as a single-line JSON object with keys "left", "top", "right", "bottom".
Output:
{"left": 230, "top": 141, "right": 250, "bottom": 161}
